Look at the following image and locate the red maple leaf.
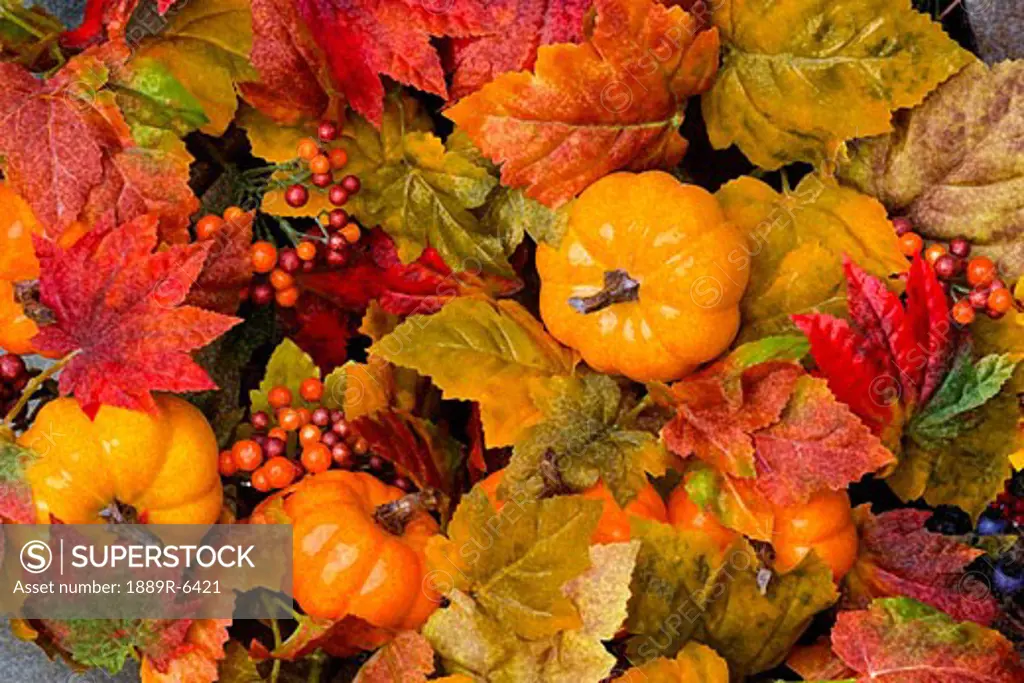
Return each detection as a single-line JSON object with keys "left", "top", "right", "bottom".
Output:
{"left": 186, "top": 212, "right": 255, "bottom": 315}
{"left": 294, "top": 0, "right": 497, "bottom": 125}
{"left": 447, "top": 0, "right": 592, "bottom": 100}
{"left": 793, "top": 256, "right": 957, "bottom": 438}
{"left": 0, "top": 56, "right": 197, "bottom": 242}
{"left": 32, "top": 215, "right": 241, "bottom": 416}
{"left": 297, "top": 228, "right": 521, "bottom": 316}
{"left": 846, "top": 507, "right": 999, "bottom": 625}
{"left": 241, "top": 0, "right": 332, "bottom": 124}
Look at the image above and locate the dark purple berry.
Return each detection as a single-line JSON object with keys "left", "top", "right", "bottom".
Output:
{"left": 392, "top": 476, "right": 412, "bottom": 492}
{"left": 986, "top": 308, "right": 1006, "bottom": 320}
{"left": 278, "top": 248, "right": 301, "bottom": 274}
{"left": 949, "top": 237, "right": 971, "bottom": 258}
{"left": 933, "top": 254, "right": 957, "bottom": 280}
{"left": 368, "top": 455, "right": 384, "bottom": 470}
{"left": 969, "top": 288, "right": 990, "bottom": 310}
{"left": 321, "top": 431, "right": 339, "bottom": 448}
{"left": 251, "top": 411, "right": 270, "bottom": 430}
{"left": 977, "top": 515, "right": 1009, "bottom": 536}
{"left": 284, "top": 184, "right": 308, "bottom": 208}
{"left": 989, "top": 278, "right": 1007, "bottom": 293}
{"left": 250, "top": 283, "right": 274, "bottom": 306}
{"left": 340, "top": 175, "right": 361, "bottom": 194}
{"left": 252, "top": 434, "right": 269, "bottom": 450}
{"left": 891, "top": 216, "right": 913, "bottom": 236}
{"left": 331, "top": 443, "right": 351, "bottom": 465}
{"left": 0, "top": 354, "right": 26, "bottom": 381}
{"left": 331, "top": 419, "right": 350, "bottom": 437}
{"left": 265, "top": 437, "right": 286, "bottom": 458}
{"left": 301, "top": 260, "right": 315, "bottom": 272}
{"left": 311, "top": 172, "right": 332, "bottom": 188}
{"left": 329, "top": 410, "right": 344, "bottom": 423}
{"left": 327, "top": 233, "right": 346, "bottom": 251}
{"left": 312, "top": 407, "right": 330, "bottom": 426}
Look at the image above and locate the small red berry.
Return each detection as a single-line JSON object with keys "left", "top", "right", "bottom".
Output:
{"left": 924, "top": 243, "right": 946, "bottom": 265}
{"left": 309, "top": 155, "right": 331, "bottom": 175}
{"left": 327, "top": 233, "right": 346, "bottom": 251}
{"left": 218, "top": 451, "right": 238, "bottom": 477}
{"left": 331, "top": 443, "right": 352, "bottom": 466}
{"left": 301, "top": 444, "right": 332, "bottom": 474}
{"left": 967, "top": 257, "right": 996, "bottom": 288}
{"left": 296, "top": 241, "right": 318, "bottom": 261}
{"left": 250, "top": 242, "right": 278, "bottom": 273}
{"left": 265, "top": 437, "right": 286, "bottom": 459}
{"left": 317, "top": 120, "right": 339, "bottom": 142}
{"left": 968, "top": 288, "right": 990, "bottom": 310}
{"left": 321, "top": 431, "right": 339, "bottom": 448}
{"left": 278, "top": 248, "right": 301, "bottom": 273}
{"left": 949, "top": 237, "right": 971, "bottom": 258}
{"left": 340, "top": 175, "right": 361, "bottom": 194}
{"left": 933, "top": 254, "right": 957, "bottom": 280}
{"left": 899, "top": 232, "right": 923, "bottom": 257}
{"left": 328, "top": 209, "right": 348, "bottom": 229}
{"left": 328, "top": 185, "right": 349, "bottom": 206}
{"left": 392, "top": 476, "right": 412, "bottom": 492}
{"left": 311, "top": 172, "right": 332, "bottom": 188}
{"left": 300, "top": 377, "right": 323, "bottom": 402}
{"left": 195, "top": 215, "right": 224, "bottom": 240}
{"left": 989, "top": 278, "right": 1007, "bottom": 292}
{"left": 311, "top": 407, "right": 331, "bottom": 426}
{"left": 331, "top": 418, "right": 350, "bottom": 437}
{"left": 284, "top": 184, "right": 309, "bottom": 208}
{"left": 328, "top": 148, "right": 348, "bottom": 169}
{"left": 988, "top": 288, "right": 1014, "bottom": 315}
{"left": 340, "top": 224, "right": 361, "bottom": 244}
{"left": 891, "top": 216, "right": 913, "bottom": 236}
{"left": 250, "top": 283, "right": 274, "bottom": 306}
{"left": 265, "top": 456, "right": 296, "bottom": 488}
{"left": 0, "top": 355, "right": 27, "bottom": 381}
{"left": 232, "top": 440, "right": 264, "bottom": 471}
{"left": 276, "top": 286, "right": 300, "bottom": 308}
{"left": 326, "top": 250, "right": 348, "bottom": 267}
{"left": 251, "top": 468, "right": 271, "bottom": 492}
{"left": 251, "top": 411, "right": 270, "bottom": 430}
{"left": 297, "top": 138, "right": 319, "bottom": 160}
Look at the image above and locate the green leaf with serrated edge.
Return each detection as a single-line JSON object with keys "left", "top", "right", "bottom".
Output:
{"left": 625, "top": 521, "right": 837, "bottom": 678}
{"left": 41, "top": 618, "right": 179, "bottom": 675}
{"left": 371, "top": 297, "right": 577, "bottom": 448}
{"left": 624, "top": 519, "right": 729, "bottom": 656}
{"left": 716, "top": 175, "right": 908, "bottom": 342}
{"left": 219, "top": 642, "right": 262, "bottom": 682}
{"left": 480, "top": 185, "right": 570, "bottom": 252}
{"left": 703, "top": 0, "right": 972, "bottom": 169}
{"left": 908, "top": 348, "right": 1018, "bottom": 448}
{"left": 427, "top": 488, "right": 601, "bottom": 639}
{"left": 249, "top": 338, "right": 320, "bottom": 415}
{"left": 502, "top": 374, "right": 667, "bottom": 508}
{"left": 839, "top": 60, "right": 1024, "bottom": 280}
{"left": 322, "top": 365, "right": 347, "bottom": 411}
{"left": 110, "top": 57, "right": 208, "bottom": 144}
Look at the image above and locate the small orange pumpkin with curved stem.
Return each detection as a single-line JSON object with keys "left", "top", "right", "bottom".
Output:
{"left": 477, "top": 468, "right": 667, "bottom": 543}
{"left": 19, "top": 395, "right": 223, "bottom": 525}
{"left": 536, "top": 171, "right": 749, "bottom": 382}
{"left": 772, "top": 489, "right": 858, "bottom": 581}
{"left": 249, "top": 470, "right": 441, "bottom": 630}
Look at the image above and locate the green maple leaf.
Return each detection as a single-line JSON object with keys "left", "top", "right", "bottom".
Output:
{"left": 503, "top": 374, "right": 668, "bottom": 508}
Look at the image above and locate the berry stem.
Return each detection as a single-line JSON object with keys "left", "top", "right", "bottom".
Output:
{"left": 2, "top": 351, "right": 78, "bottom": 429}
{"left": 568, "top": 269, "right": 640, "bottom": 314}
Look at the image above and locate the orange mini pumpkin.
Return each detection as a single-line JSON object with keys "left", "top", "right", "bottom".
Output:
{"left": 19, "top": 395, "right": 223, "bottom": 524}
{"left": 477, "top": 468, "right": 667, "bottom": 543}
{"left": 536, "top": 171, "right": 749, "bottom": 382}
{"left": 249, "top": 470, "right": 440, "bottom": 630}
{"left": 772, "top": 489, "right": 858, "bottom": 581}
{"left": 667, "top": 485, "right": 738, "bottom": 552}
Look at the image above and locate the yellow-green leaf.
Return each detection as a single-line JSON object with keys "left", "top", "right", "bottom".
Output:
{"left": 249, "top": 338, "right": 319, "bottom": 415}
{"left": 703, "top": 0, "right": 972, "bottom": 169}
{"left": 370, "top": 297, "right": 577, "bottom": 447}
{"left": 716, "top": 174, "right": 908, "bottom": 342}
{"left": 135, "top": 0, "right": 257, "bottom": 135}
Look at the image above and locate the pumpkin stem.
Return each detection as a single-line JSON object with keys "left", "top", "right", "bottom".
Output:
{"left": 13, "top": 280, "right": 55, "bottom": 326}
{"left": 374, "top": 490, "right": 439, "bottom": 535}
{"left": 568, "top": 269, "right": 640, "bottom": 314}
{"left": 99, "top": 499, "right": 140, "bottom": 524}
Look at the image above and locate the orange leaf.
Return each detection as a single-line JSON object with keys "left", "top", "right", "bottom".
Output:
{"left": 353, "top": 631, "right": 435, "bottom": 683}
{"left": 447, "top": 0, "right": 719, "bottom": 207}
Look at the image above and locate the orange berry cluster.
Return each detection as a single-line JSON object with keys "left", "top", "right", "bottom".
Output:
{"left": 894, "top": 217, "right": 1018, "bottom": 326}
{"left": 218, "top": 379, "right": 397, "bottom": 493}
{"left": 282, "top": 120, "right": 362, "bottom": 210}
{"left": 194, "top": 205, "right": 249, "bottom": 242}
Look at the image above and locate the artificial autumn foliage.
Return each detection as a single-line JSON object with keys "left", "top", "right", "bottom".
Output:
{"left": 0, "top": 0, "right": 1022, "bottom": 681}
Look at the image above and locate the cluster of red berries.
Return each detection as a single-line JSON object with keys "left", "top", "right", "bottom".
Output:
{"left": 0, "top": 354, "right": 30, "bottom": 417}
{"left": 282, "top": 120, "right": 361, "bottom": 210}
{"left": 894, "top": 218, "right": 1018, "bottom": 326}
{"left": 218, "top": 380, "right": 413, "bottom": 493}
{"left": 246, "top": 213, "right": 363, "bottom": 308}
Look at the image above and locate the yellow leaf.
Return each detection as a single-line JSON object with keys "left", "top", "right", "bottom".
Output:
{"left": 238, "top": 106, "right": 312, "bottom": 164}
{"left": 614, "top": 643, "right": 729, "bottom": 682}
{"left": 136, "top": 0, "right": 257, "bottom": 135}
{"left": 716, "top": 174, "right": 908, "bottom": 342}
{"left": 371, "top": 297, "right": 577, "bottom": 447}
{"left": 703, "top": 0, "right": 972, "bottom": 169}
